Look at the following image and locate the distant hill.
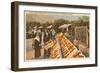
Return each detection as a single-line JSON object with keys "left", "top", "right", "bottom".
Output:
{"left": 26, "top": 13, "right": 54, "bottom": 23}
{"left": 26, "top": 12, "right": 89, "bottom": 23}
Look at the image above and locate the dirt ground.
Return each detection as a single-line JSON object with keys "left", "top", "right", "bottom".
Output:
{"left": 26, "top": 49, "right": 35, "bottom": 60}
{"left": 26, "top": 38, "right": 34, "bottom": 60}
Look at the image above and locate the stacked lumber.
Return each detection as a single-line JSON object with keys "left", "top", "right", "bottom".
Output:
{"left": 50, "top": 39, "right": 62, "bottom": 59}
{"left": 43, "top": 33, "right": 85, "bottom": 59}
{"left": 56, "top": 33, "right": 85, "bottom": 58}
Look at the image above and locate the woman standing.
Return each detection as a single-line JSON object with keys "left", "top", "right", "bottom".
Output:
{"left": 34, "top": 34, "right": 41, "bottom": 59}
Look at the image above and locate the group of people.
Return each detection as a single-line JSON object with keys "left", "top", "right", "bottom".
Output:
{"left": 31, "top": 27, "right": 57, "bottom": 59}
{"left": 26, "top": 24, "right": 76, "bottom": 59}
